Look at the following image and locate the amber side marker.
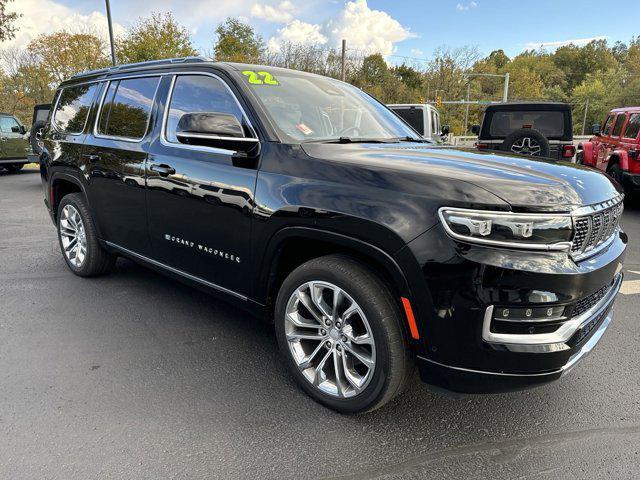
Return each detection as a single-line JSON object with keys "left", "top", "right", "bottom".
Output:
{"left": 401, "top": 297, "right": 420, "bottom": 340}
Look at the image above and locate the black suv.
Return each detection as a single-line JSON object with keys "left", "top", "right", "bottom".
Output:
{"left": 39, "top": 58, "right": 625, "bottom": 413}
{"left": 472, "top": 102, "right": 576, "bottom": 160}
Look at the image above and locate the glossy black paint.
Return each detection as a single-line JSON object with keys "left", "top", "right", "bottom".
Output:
{"left": 39, "top": 61, "right": 626, "bottom": 394}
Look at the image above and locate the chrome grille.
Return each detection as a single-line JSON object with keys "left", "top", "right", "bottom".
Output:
{"left": 571, "top": 198, "right": 623, "bottom": 258}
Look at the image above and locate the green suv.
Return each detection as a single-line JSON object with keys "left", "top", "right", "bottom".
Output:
{"left": 0, "top": 113, "right": 30, "bottom": 173}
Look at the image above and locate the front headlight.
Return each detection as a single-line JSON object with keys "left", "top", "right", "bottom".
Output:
{"left": 438, "top": 207, "right": 573, "bottom": 251}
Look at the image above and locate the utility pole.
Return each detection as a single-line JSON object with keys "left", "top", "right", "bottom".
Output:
{"left": 464, "top": 82, "right": 471, "bottom": 135}
{"left": 582, "top": 99, "right": 590, "bottom": 135}
{"left": 341, "top": 39, "right": 346, "bottom": 82}
{"left": 105, "top": 0, "right": 116, "bottom": 66}
{"left": 502, "top": 72, "right": 510, "bottom": 103}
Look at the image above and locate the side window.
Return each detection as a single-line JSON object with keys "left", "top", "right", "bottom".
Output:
{"left": 612, "top": 114, "right": 626, "bottom": 137}
{"left": 0, "top": 116, "right": 20, "bottom": 133}
{"left": 165, "top": 75, "right": 246, "bottom": 143}
{"left": 97, "top": 76, "right": 160, "bottom": 140}
{"left": 602, "top": 115, "right": 614, "bottom": 135}
{"left": 53, "top": 84, "right": 99, "bottom": 134}
{"left": 623, "top": 113, "right": 640, "bottom": 140}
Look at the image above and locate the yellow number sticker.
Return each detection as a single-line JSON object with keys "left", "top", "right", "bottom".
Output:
{"left": 242, "top": 70, "right": 279, "bottom": 86}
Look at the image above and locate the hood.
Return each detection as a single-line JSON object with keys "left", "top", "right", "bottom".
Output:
{"left": 300, "top": 143, "right": 622, "bottom": 212}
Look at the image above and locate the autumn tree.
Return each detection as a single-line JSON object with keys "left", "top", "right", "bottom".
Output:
{"left": 0, "top": 0, "right": 20, "bottom": 42}
{"left": 213, "top": 18, "right": 264, "bottom": 63}
{"left": 27, "top": 31, "right": 110, "bottom": 84}
{"left": 116, "top": 12, "right": 197, "bottom": 64}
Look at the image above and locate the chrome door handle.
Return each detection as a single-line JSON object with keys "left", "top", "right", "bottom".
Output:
{"left": 82, "top": 154, "right": 101, "bottom": 162}
{"left": 150, "top": 164, "right": 176, "bottom": 176}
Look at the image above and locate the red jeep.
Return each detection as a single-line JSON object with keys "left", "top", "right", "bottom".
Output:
{"left": 577, "top": 107, "right": 640, "bottom": 197}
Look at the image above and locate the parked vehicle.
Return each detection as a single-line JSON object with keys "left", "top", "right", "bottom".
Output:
{"left": 577, "top": 107, "right": 640, "bottom": 198}
{"left": 0, "top": 112, "right": 31, "bottom": 173}
{"left": 39, "top": 58, "right": 625, "bottom": 413}
{"left": 472, "top": 102, "right": 575, "bottom": 160}
{"left": 387, "top": 103, "right": 449, "bottom": 142}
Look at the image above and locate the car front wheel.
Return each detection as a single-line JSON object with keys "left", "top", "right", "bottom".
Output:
{"left": 275, "top": 254, "right": 412, "bottom": 413}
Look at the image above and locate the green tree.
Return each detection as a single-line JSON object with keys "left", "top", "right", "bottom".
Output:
{"left": 0, "top": 0, "right": 20, "bottom": 42}
{"left": 213, "top": 18, "right": 264, "bottom": 63}
{"left": 116, "top": 12, "right": 197, "bottom": 64}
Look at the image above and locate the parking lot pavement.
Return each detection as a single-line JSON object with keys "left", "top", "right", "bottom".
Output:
{"left": 1, "top": 169, "right": 639, "bottom": 480}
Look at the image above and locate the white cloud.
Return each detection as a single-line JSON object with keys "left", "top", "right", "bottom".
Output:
{"left": 523, "top": 35, "right": 608, "bottom": 51}
{"left": 251, "top": 1, "right": 296, "bottom": 23}
{"left": 456, "top": 1, "right": 477, "bottom": 11}
{"left": 327, "top": 0, "right": 413, "bottom": 56}
{"left": 410, "top": 48, "right": 424, "bottom": 56}
{"left": 267, "top": 19, "right": 328, "bottom": 51}
{"left": 1, "top": 0, "right": 125, "bottom": 51}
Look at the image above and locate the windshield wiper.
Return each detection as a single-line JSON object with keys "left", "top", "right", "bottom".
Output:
{"left": 395, "top": 136, "right": 432, "bottom": 143}
{"left": 304, "top": 137, "right": 400, "bottom": 144}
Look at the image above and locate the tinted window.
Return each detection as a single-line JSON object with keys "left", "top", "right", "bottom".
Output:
{"left": 431, "top": 109, "right": 439, "bottom": 135}
{"left": 0, "top": 116, "right": 20, "bottom": 133}
{"left": 602, "top": 115, "right": 614, "bottom": 135}
{"left": 612, "top": 114, "right": 627, "bottom": 137}
{"left": 489, "top": 110, "right": 565, "bottom": 138}
{"left": 624, "top": 113, "right": 640, "bottom": 139}
{"left": 166, "top": 75, "right": 245, "bottom": 143}
{"left": 392, "top": 108, "right": 424, "bottom": 135}
{"left": 53, "top": 84, "right": 99, "bottom": 134}
{"left": 98, "top": 77, "right": 159, "bottom": 139}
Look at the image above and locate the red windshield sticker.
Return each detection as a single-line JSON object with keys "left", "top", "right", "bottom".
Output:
{"left": 522, "top": 124, "right": 533, "bottom": 129}
{"left": 296, "top": 123, "right": 313, "bottom": 135}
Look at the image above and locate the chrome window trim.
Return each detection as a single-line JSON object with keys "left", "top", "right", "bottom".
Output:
{"left": 160, "top": 72, "right": 258, "bottom": 156}
{"left": 50, "top": 83, "right": 99, "bottom": 136}
{"left": 93, "top": 74, "right": 163, "bottom": 143}
{"left": 482, "top": 273, "right": 622, "bottom": 351}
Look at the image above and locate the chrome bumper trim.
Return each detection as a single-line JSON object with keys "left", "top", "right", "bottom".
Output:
{"left": 417, "top": 308, "right": 614, "bottom": 379}
{"left": 482, "top": 273, "right": 622, "bottom": 352}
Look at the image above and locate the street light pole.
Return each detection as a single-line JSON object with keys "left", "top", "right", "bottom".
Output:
{"left": 502, "top": 72, "right": 510, "bottom": 103}
{"left": 341, "top": 39, "right": 346, "bottom": 82}
{"left": 105, "top": 0, "right": 116, "bottom": 66}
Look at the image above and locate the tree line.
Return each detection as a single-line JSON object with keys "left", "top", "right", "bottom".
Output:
{"left": 1, "top": 9, "right": 639, "bottom": 135}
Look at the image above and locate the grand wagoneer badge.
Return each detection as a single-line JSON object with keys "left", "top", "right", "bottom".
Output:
{"left": 164, "top": 234, "right": 241, "bottom": 263}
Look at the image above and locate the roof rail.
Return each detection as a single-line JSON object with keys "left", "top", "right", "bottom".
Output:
{"left": 70, "top": 56, "right": 214, "bottom": 80}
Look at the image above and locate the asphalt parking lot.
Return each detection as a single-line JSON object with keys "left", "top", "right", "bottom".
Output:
{"left": 1, "top": 168, "right": 640, "bottom": 479}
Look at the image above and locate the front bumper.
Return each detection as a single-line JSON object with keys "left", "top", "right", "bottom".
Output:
{"left": 416, "top": 274, "right": 620, "bottom": 393}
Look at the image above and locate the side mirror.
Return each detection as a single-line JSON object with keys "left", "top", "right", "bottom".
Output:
{"left": 441, "top": 125, "right": 450, "bottom": 136}
{"left": 176, "top": 112, "right": 258, "bottom": 154}
{"left": 591, "top": 123, "right": 601, "bottom": 135}
{"left": 471, "top": 124, "right": 480, "bottom": 135}
{"left": 12, "top": 125, "right": 26, "bottom": 134}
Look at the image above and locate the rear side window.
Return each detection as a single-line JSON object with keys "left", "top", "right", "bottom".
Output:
{"left": 489, "top": 110, "right": 565, "bottom": 138}
{"left": 392, "top": 108, "right": 424, "bottom": 135}
{"left": 165, "top": 75, "right": 245, "bottom": 143}
{"left": 624, "top": 113, "right": 640, "bottom": 139}
{"left": 53, "top": 84, "right": 99, "bottom": 134}
{"left": 602, "top": 115, "right": 614, "bottom": 135}
{"left": 0, "top": 116, "right": 20, "bottom": 133}
{"left": 97, "top": 77, "right": 160, "bottom": 140}
{"left": 612, "top": 114, "right": 626, "bottom": 137}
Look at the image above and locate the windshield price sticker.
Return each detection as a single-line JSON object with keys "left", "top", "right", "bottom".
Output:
{"left": 242, "top": 70, "right": 279, "bottom": 85}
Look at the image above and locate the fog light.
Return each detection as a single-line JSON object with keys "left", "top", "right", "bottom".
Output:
{"left": 494, "top": 306, "right": 565, "bottom": 322}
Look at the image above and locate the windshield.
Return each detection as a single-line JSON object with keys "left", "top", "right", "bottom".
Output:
{"left": 236, "top": 68, "right": 419, "bottom": 143}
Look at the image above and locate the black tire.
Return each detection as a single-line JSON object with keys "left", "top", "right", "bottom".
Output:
{"left": 575, "top": 149, "right": 584, "bottom": 165}
{"left": 500, "top": 128, "right": 551, "bottom": 158}
{"left": 275, "top": 254, "right": 413, "bottom": 414}
{"left": 607, "top": 163, "right": 633, "bottom": 202}
{"left": 57, "top": 193, "right": 116, "bottom": 277}
{"left": 30, "top": 120, "right": 46, "bottom": 155}
{"left": 4, "top": 163, "right": 24, "bottom": 173}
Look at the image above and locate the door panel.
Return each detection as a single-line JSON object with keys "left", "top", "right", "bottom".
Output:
{"left": 146, "top": 73, "right": 258, "bottom": 297}
{"left": 85, "top": 76, "right": 161, "bottom": 255}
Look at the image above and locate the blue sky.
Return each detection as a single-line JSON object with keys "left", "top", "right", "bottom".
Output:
{"left": 7, "top": 0, "right": 640, "bottom": 63}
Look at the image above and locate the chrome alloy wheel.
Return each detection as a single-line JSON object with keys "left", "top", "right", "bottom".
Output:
{"left": 59, "top": 204, "right": 87, "bottom": 268}
{"left": 510, "top": 137, "right": 541, "bottom": 156}
{"left": 285, "top": 281, "right": 376, "bottom": 398}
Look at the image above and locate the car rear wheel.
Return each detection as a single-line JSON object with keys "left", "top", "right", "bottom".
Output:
{"left": 275, "top": 254, "right": 412, "bottom": 413}
{"left": 57, "top": 193, "right": 116, "bottom": 277}
{"left": 4, "top": 164, "right": 24, "bottom": 173}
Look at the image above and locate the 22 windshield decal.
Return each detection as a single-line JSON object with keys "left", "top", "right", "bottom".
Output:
{"left": 242, "top": 70, "right": 279, "bottom": 85}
